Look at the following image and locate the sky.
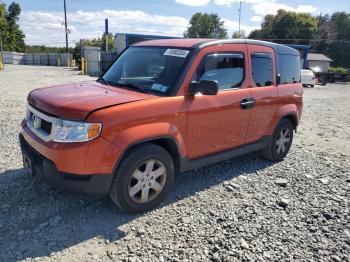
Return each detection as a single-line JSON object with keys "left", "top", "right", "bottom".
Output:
{"left": 1, "top": 0, "right": 349, "bottom": 47}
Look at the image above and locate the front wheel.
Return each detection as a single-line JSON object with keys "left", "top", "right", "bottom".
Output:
{"left": 261, "top": 119, "right": 294, "bottom": 162}
{"left": 109, "top": 143, "right": 175, "bottom": 213}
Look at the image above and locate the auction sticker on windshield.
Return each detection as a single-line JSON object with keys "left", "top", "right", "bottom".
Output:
{"left": 164, "top": 49, "right": 190, "bottom": 58}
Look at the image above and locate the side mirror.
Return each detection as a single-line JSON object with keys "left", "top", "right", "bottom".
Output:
{"left": 188, "top": 80, "right": 219, "bottom": 96}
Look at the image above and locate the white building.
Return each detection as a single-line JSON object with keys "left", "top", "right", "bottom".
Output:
{"left": 307, "top": 53, "right": 333, "bottom": 73}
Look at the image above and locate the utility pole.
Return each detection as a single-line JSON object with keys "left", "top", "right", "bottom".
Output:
{"left": 105, "top": 18, "right": 109, "bottom": 52}
{"left": 238, "top": 1, "right": 243, "bottom": 37}
{"left": 63, "top": 0, "right": 69, "bottom": 53}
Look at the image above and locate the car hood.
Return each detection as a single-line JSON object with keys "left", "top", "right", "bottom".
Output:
{"left": 28, "top": 81, "right": 155, "bottom": 120}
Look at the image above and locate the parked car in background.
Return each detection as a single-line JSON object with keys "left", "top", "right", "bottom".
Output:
{"left": 301, "top": 69, "right": 317, "bottom": 87}
{"left": 20, "top": 39, "right": 303, "bottom": 213}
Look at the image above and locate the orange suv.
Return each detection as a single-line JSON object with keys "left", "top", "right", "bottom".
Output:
{"left": 20, "top": 39, "right": 303, "bottom": 213}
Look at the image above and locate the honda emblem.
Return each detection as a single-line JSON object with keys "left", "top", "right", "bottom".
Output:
{"left": 32, "top": 114, "right": 41, "bottom": 129}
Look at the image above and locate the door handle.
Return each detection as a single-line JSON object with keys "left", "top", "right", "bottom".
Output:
{"left": 240, "top": 98, "right": 256, "bottom": 110}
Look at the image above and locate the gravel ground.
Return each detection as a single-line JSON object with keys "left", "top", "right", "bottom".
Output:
{"left": 0, "top": 65, "right": 349, "bottom": 261}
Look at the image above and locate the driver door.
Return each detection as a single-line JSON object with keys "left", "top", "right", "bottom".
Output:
{"left": 186, "top": 45, "right": 252, "bottom": 159}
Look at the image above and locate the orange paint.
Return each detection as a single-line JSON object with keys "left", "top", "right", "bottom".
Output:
{"left": 21, "top": 39, "right": 303, "bottom": 176}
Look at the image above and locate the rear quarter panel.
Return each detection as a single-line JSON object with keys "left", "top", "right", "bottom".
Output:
{"left": 265, "top": 83, "right": 303, "bottom": 134}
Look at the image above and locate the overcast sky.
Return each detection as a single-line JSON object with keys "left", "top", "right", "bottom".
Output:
{"left": 1, "top": 0, "right": 349, "bottom": 47}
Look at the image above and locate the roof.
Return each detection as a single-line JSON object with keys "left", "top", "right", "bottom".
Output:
{"left": 133, "top": 38, "right": 299, "bottom": 56}
{"left": 307, "top": 53, "right": 333, "bottom": 62}
{"left": 286, "top": 44, "right": 311, "bottom": 50}
{"left": 133, "top": 38, "right": 213, "bottom": 48}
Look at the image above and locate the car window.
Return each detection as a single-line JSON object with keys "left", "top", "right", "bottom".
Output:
{"left": 101, "top": 47, "right": 190, "bottom": 95}
{"left": 279, "top": 54, "right": 301, "bottom": 84}
{"left": 252, "top": 52, "right": 273, "bottom": 87}
{"left": 193, "top": 53, "right": 244, "bottom": 90}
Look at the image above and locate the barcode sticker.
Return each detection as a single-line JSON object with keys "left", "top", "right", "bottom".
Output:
{"left": 151, "top": 84, "right": 169, "bottom": 92}
{"left": 163, "top": 49, "right": 190, "bottom": 58}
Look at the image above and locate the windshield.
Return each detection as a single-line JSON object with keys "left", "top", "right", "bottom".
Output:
{"left": 100, "top": 47, "right": 191, "bottom": 95}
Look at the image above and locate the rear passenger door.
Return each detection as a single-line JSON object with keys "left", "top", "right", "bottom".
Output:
{"left": 244, "top": 45, "right": 279, "bottom": 144}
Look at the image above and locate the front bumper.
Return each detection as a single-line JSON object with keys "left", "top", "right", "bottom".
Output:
{"left": 21, "top": 119, "right": 121, "bottom": 175}
{"left": 19, "top": 133, "right": 114, "bottom": 197}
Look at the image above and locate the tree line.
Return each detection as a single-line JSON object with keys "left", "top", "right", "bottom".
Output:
{"left": 1, "top": 2, "right": 349, "bottom": 68}
{"left": 185, "top": 11, "right": 350, "bottom": 68}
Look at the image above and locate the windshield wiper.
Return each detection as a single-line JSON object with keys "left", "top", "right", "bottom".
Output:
{"left": 116, "top": 83, "right": 149, "bottom": 94}
{"left": 98, "top": 78, "right": 151, "bottom": 94}
{"left": 97, "top": 77, "right": 117, "bottom": 86}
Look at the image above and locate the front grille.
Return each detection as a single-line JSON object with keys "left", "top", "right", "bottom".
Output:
{"left": 26, "top": 104, "right": 56, "bottom": 142}
{"left": 41, "top": 119, "right": 52, "bottom": 134}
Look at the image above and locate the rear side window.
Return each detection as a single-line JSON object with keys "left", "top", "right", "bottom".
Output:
{"left": 251, "top": 53, "right": 273, "bottom": 87}
{"left": 279, "top": 55, "right": 301, "bottom": 84}
{"left": 193, "top": 53, "right": 244, "bottom": 90}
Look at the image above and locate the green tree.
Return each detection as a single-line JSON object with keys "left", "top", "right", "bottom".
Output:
{"left": 328, "top": 66, "right": 347, "bottom": 74}
{"left": 248, "top": 9, "right": 318, "bottom": 45}
{"left": 80, "top": 33, "right": 114, "bottom": 51}
{"left": 72, "top": 33, "right": 114, "bottom": 62}
{"left": 0, "top": 2, "right": 25, "bottom": 52}
{"left": 312, "top": 14, "right": 333, "bottom": 53}
{"left": 0, "top": 4, "right": 9, "bottom": 49}
{"left": 331, "top": 12, "right": 350, "bottom": 40}
{"left": 248, "top": 29, "right": 263, "bottom": 39}
{"left": 247, "top": 9, "right": 350, "bottom": 67}
{"left": 25, "top": 45, "right": 74, "bottom": 53}
{"left": 184, "top": 12, "right": 227, "bottom": 39}
{"left": 327, "top": 12, "right": 350, "bottom": 67}
{"left": 312, "top": 12, "right": 350, "bottom": 68}
{"left": 7, "top": 2, "right": 21, "bottom": 20}
{"left": 232, "top": 30, "right": 245, "bottom": 39}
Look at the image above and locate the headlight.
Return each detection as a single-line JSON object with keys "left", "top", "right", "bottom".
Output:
{"left": 53, "top": 119, "right": 102, "bottom": 143}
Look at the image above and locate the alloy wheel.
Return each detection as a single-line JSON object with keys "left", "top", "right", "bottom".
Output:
{"left": 275, "top": 128, "right": 291, "bottom": 154}
{"left": 128, "top": 159, "right": 167, "bottom": 204}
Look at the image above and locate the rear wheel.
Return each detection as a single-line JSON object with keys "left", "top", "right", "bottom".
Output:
{"left": 261, "top": 119, "right": 294, "bottom": 162}
{"left": 109, "top": 143, "right": 175, "bottom": 213}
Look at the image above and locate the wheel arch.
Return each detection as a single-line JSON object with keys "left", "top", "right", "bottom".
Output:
{"left": 280, "top": 113, "right": 298, "bottom": 130}
{"left": 112, "top": 136, "right": 181, "bottom": 176}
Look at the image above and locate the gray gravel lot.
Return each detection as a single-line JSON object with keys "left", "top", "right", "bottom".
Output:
{"left": 0, "top": 65, "right": 349, "bottom": 261}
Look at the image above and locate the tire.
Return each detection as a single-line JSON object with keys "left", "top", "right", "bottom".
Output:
{"left": 310, "top": 84, "right": 315, "bottom": 88}
{"left": 261, "top": 119, "right": 294, "bottom": 162}
{"left": 109, "top": 143, "right": 175, "bottom": 213}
